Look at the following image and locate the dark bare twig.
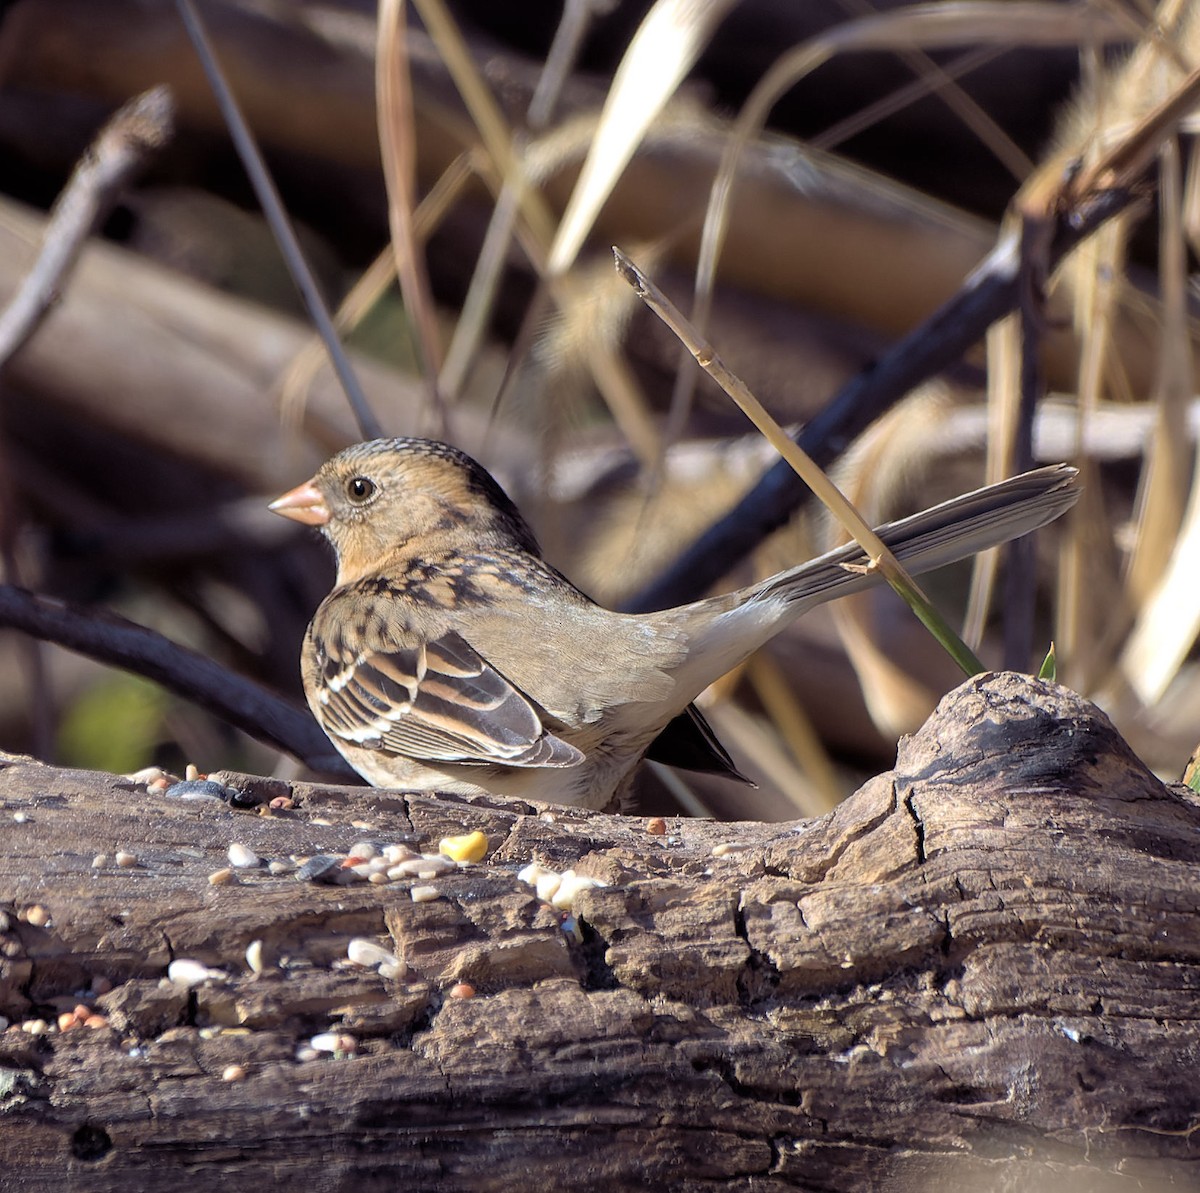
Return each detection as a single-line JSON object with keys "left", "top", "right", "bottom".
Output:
{"left": 0, "top": 584, "right": 358, "bottom": 780}
{"left": 173, "top": 0, "right": 382, "bottom": 441}
{"left": 622, "top": 187, "right": 1135, "bottom": 614}
{"left": 0, "top": 86, "right": 174, "bottom": 365}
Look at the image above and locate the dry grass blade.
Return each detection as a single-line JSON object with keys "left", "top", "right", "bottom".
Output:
{"left": 1126, "top": 138, "right": 1192, "bottom": 600}
{"left": 279, "top": 151, "right": 477, "bottom": 432}
{"left": 672, "top": 1, "right": 1129, "bottom": 466}
{"left": 172, "top": 0, "right": 381, "bottom": 440}
{"left": 441, "top": 1, "right": 603, "bottom": 401}
{"left": 376, "top": 0, "right": 445, "bottom": 421}
{"left": 546, "top": 0, "right": 738, "bottom": 276}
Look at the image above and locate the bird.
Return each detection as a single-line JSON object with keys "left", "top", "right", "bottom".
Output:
{"left": 269, "top": 437, "right": 1079, "bottom": 811}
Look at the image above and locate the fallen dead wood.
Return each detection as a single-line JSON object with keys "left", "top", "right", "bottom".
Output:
{"left": 0, "top": 671, "right": 1197, "bottom": 1189}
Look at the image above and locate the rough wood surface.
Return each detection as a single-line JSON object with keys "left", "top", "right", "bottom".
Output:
{"left": 1, "top": 671, "right": 1198, "bottom": 1190}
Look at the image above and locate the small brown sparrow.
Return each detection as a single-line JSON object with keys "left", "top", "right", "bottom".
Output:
{"left": 270, "top": 438, "right": 1078, "bottom": 810}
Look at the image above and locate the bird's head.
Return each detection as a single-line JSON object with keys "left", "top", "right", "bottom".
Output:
{"left": 269, "top": 437, "right": 540, "bottom": 583}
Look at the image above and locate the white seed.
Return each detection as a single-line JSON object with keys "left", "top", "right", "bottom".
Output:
{"left": 21, "top": 1019, "right": 48, "bottom": 1035}
{"left": 347, "top": 938, "right": 395, "bottom": 969}
{"left": 245, "top": 940, "right": 266, "bottom": 974}
{"left": 410, "top": 885, "right": 441, "bottom": 903}
{"left": 368, "top": 872, "right": 390, "bottom": 886}
{"left": 378, "top": 960, "right": 405, "bottom": 981}
{"left": 294, "top": 1046, "right": 320, "bottom": 1063}
{"left": 517, "top": 862, "right": 547, "bottom": 885}
{"left": 711, "top": 842, "right": 752, "bottom": 858}
{"left": 267, "top": 860, "right": 292, "bottom": 876}
{"left": 185, "top": 764, "right": 200, "bottom": 781}
{"left": 222, "top": 1064, "right": 247, "bottom": 1082}
{"left": 114, "top": 850, "right": 138, "bottom": 868}
{"left": 91, "top": 854, "right": 108, "bottom": 869}
{"left": 535, "top": 872, "right": 562, "bottom": 903}
{"left": 309, "top": 1031, "right": 356, "bottom": 1055}
{"left": 550, "top": 871, "right": 607, "bottom": 911}
{"left": 24, "top": 905, "right": 50, "bottom": 927}
{"left": 347, "top": 842, "right": 377, "bottom": 861}
{"left": 208, "top": 868, "right": 235, "bottom": 886}
{"left": 12, "top": 811, "right": 28, "bottom": 824}
{"left": 167, "top": 959, "right": 220, "bottom": 988}
{"left": 383, "top": 844, "right": 418, "bottom": 864}
{"left": 227, "top": 843, "right": 260, "bottom": 868}
{"left": 123, "top": 766, "right": 170, "bottom": 784}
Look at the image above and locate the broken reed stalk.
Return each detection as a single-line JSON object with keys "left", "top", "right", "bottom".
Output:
{"left": 612, "top": 246, "right": 986, "bottom": 678}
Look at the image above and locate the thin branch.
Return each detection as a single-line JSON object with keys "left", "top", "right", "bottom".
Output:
{"left": 0, "top": 86, "right": 174, "bottom": 365}
{"left": 0, "top": 584, "right": 358, "bottom": 780}
{"left": 622, "top": 186, "right": 1135, "bottom": 614}
{"left": 173, "top": 0, "right": 382, "bottom": 441}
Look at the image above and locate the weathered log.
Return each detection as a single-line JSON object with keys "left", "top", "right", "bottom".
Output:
{"left": 1, "top": 671, "right": 1197, "bottom": 1189}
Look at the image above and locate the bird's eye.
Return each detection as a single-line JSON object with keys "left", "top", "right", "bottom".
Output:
{"left": 346, "top": 476, "right": 376, "bottom": 504}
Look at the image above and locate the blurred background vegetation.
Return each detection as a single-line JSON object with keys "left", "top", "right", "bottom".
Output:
{"left": 0, "top": 0, "right": 1197, "bottom": 819}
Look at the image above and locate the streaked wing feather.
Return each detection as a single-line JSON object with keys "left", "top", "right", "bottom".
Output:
{"left": 318, "top": 630, "right": 583, "bottom": 769}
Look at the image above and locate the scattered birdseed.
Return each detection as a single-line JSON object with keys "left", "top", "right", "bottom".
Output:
{"left": 21, "top": 1019, "right": 48, "bottom": 1035}
{"left": 185, "top": 764, "right": 201, "bottom": 781}
{"left": 91, "top": 854, "right": 108, "bottom": 869}
{"left": 646, "top": 817, "right": 667, "bottom": 836}
{"left": 368, "top": 872, "right": 389, "bottom": 886}
{"left": 268, "top": 796, "right": 295, "bottom": 810}
{"left": 222, "top": 1064, "right": 247, "bottom": 1082}
{"left": 163, "top": 779, "right": 230, "bottom": 802}
{"left": 245, "top": 940, "right": 265, "bottom": 974}
{"left": 227, "top": 843, "right": 260, "bottom": 869}
{"left": 350, "top": 820, "right": 375, "bottom": 831}
{"left": 167, "top": 959, "right": 222, "bottom": 988}
{"left": 84, "top": 1014, "right": 109, "bottom": 1029}
{"left": 114, "top": 850, "right": 138, "bottom": 868}
{"left": 383, "top": 844, "right": 418, "bottom": 864}
{"left": 438, "top": 831, "right": 487, "bottom": 863}
{"left": 23, "top": 905, "right": 50, "bottom": 927}
{"left": 517, "top": 863, "right": 607, "bottom": 911}
{"left": 347, "top": 841, "right": 378, "bottom": 861}
{"left": 449, "top": 982, "right": 475, "bottom": 1000}
{"left": 149, "top": 777, "right": 172, "bottom": 792}
{"left": 268, "top": 860, "right": 293, "bottom": 876}
{"left": 12, "top": 811, "right": 28, "bottom": 824}
{"left": 346, "top": 938, "right": 396, "bottom": 970}
{"left": 410, "top": 885, "right": 441, "bottom": 903}
{"left": 309, "top": 817, "right": 334, "bottom": 827}
{"left": 208, "top": 867, "right": 236, "bottom": 887}
{"left": 57, "top": 1013, "right": 76, "bottom": 1032}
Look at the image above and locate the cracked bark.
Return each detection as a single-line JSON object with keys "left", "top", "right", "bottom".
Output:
{"left": 1, "top": 671, "right": 1198, "bottom": 1190}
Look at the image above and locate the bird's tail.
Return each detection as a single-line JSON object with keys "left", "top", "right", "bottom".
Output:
{"left": 751, "top": 463, "right": 1080, "bottom": 614}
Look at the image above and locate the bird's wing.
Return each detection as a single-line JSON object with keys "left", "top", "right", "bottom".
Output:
{"left": 315, "top": 628, "right": 584, "bottom": 769}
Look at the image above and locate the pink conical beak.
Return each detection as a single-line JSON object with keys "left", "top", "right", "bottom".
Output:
{"left": 268, "top": 480, "right": 330, "bottom": 527}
